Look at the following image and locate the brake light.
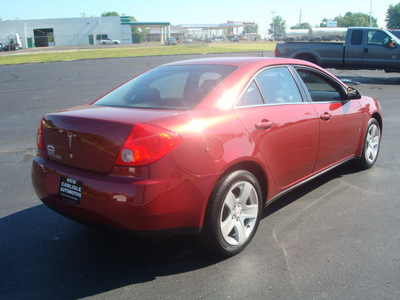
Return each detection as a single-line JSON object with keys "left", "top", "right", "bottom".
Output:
{"left": 36, "top": 117, "right": 45, "bottom": 150}
{"left": 115, "top": 124, "right": 182, "bottom": 167}
{"left": 275, "top": 47, "right": 278, "bottom": 57}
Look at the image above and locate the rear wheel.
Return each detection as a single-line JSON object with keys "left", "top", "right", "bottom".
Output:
{"left": 295, "top": 54, "right": 318, "bottom": 65}
{"left": 201, "top": 170, "right": 262, "bottom": 256}
{"left": 354, "top": 118, "right": 381, "bottom": 169}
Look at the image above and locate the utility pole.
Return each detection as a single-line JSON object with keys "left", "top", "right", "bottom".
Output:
{"left": 271, "top": 11, "right": 276, "bottom": 41}
{"left": 299, "top": 9, "right": 302, "bottom": 27}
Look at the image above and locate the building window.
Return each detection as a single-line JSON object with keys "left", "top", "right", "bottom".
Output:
{"left": 96, "top": 34, "right": 108, "bottom": 41}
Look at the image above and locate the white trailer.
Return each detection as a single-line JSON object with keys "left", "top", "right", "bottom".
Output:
{"left": 283, "top": 29, "right": 309, "bottom": 41}
{"left": 309, "top": 27, "right": 347, "bottom": 41}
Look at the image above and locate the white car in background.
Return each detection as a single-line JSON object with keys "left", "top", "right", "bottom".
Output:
{"left": 99, "top": 38, "right": 121, "bottom": 45}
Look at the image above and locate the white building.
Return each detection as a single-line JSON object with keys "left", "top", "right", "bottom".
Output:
{"left": 149, "top": 21, "right": 255, "bottom": 42}
{"left": 0, "top": 16, "right": 132, "bottom": 48}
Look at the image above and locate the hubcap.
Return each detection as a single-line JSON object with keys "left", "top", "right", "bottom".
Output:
{"left": 220, "top": 181, "right": 259, "bottom": 246}
{"left": 365, "top": 123, "right": 380, "bottom": 164}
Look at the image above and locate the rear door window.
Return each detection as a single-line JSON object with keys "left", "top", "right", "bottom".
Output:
{"left": 255, "top": 67, "right": 303, "bottom": 104}
{"left": 236, "top": 80, "right": 264, "bottom": 106}
{"left": 351, "top": 30, "right": 363, "bottom": 45}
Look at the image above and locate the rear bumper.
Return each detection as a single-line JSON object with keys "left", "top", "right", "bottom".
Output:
{"left": 31, "top": 156, "right": 218, "bottom": 233}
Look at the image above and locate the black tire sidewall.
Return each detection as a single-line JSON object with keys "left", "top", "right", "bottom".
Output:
{"left": 202, "top": 170, "right": 263, "bottom": 256}
{"left": 357, "top": 118, "right": 381, "bottom": 169}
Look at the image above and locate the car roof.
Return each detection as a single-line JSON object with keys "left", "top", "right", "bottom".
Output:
{"left": 162, "top": 57, "right": 315, "bottom": 69}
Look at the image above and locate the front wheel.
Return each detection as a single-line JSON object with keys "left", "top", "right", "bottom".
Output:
{"left": 354, "top": 118, "right": 381, "bottom": 169}
{"left": 201, "top": 170, "right": 262, "bottom": 256}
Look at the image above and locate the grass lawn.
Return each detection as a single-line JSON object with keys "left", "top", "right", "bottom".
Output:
{"left": 0, "top": 42, "right": 277, "bottom": 65}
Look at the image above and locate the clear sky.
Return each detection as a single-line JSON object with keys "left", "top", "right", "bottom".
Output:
{"left": 1, "top": 0, "right": 397, "bottom": 37}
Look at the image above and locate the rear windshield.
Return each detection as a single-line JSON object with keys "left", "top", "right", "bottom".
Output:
{"left": 94, "top": 65, "right": 237, "bottom": 110}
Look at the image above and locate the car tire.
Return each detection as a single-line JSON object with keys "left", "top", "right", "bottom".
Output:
{"left": 201, "top": 170, "right": 262, "bottom": 256}
{"left": 354, "top": 118, "right": 381, "bottom": 169}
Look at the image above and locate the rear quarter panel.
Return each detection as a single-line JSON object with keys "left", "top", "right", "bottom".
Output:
{"left": 153, "top": 110, "right": 268, "bottom": 177}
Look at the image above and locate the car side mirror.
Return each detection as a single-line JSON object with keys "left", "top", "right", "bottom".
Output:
{"left": 387, "top": 38, "right": 397, "bottom": 48}
{"left": 347, "top": 87, "right": 361, "bottom": 100}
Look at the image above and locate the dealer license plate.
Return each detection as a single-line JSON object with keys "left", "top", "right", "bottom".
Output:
{"left": 59, "top": 177, "right": 82, "bottom": 202}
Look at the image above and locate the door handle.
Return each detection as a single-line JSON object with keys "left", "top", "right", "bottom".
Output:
{"left": 255, "top": 120, "right": 274, "bottom": 130}
{"left": 364, "top": 48, "right": 369, "bottom": 54}
{"left": 320, "top": 112, "right": 332, "bottom": 121}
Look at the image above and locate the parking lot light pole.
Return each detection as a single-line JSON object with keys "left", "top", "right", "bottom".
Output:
{"left": 271, "top": 11, "right": 276, "bottom": 41}
{"left": 369, "top": 0, "right": 372, "bottom": 27}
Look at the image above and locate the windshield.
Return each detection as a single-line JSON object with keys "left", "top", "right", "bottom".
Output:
{"left": 94, "top": 65, "right": 237, "bottom": 110}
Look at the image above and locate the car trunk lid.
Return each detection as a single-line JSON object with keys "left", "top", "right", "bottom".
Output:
{"left": 41, "top": 105, "right": 178, "bottom": 173}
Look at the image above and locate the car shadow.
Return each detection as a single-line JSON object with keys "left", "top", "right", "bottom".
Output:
{"left": 0, "top": 205, "right": 224, "bottom": 299}
{"left": 0, "top": 162, "right": 359, "bottom": 299}
{"left": 262, "top": 161, "right": 358, "bottom": 219}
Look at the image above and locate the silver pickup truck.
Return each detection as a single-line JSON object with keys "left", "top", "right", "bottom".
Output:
{"left": 275, "top": 27, "right": 400, "bottom": 72}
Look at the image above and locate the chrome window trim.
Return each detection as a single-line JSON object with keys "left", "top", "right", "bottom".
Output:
{"left": 234, "top": 101, "right": 313, "bottom": 109}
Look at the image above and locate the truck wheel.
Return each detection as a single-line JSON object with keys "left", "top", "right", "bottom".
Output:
{"left": 296, "top": 54, "right": 318, "bottom": 65}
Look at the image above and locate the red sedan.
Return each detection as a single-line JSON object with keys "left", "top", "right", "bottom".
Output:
{"left": 31, "top": 57, "right": 382, "bottom": 256}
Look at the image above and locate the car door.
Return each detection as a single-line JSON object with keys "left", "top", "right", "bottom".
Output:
{"left": 294, "top": 67, "right": 364, "bottom": 172}
{"left": 234, "top": 66, "right": 320, "bottom": 188}
{"left": 363, "top": 29, "right": 400, "bottom": 70}
{"left": 344, "top": 29, "right": 365, "bottom": 68}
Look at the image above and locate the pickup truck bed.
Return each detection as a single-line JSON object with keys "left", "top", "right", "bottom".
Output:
{"left": 275, "top": 41, "right": 344, "bottom": 68}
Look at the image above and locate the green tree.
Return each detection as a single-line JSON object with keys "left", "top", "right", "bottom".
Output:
{"left": 334, "top": 12, "right": 377, "bottom": 27}
{"left": 243, "top": 24, "right": 259, "bottom": 34}
{"left": 386, "top": 3, "right": 400, "bottom": 28}
{"left": 101, "top": 11, "right": 119, "bottom": 17}
{"left": 291, "top": 23, "right": 311, "bottom": 29}
{"left": 268, "top": 16, "right": 286, "bottom": 39}
{"left": 132, "top": 27, "right": 149, "bottom": 44}
{"left": 242, "top": 24, "right": 260, "bottom": 40}
{"left": 243, "top": 24, "right": 258, "bottom": 33}
{"left": 319, "top": 18, "right": 328, "bottom": 27}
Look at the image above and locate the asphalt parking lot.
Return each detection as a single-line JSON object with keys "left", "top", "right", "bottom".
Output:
{"left": 0, "top": 53, "right": 399, "bottom": 299}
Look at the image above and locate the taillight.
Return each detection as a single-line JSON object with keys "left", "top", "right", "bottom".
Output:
{"left": 115, "top": 124, "right": 182, "bottom": 167}
{"left": 275, "top": 47, "right": 278, "bottom": 57}
{"left": 36, "top": 116, "right": 45, "bottom": 150}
